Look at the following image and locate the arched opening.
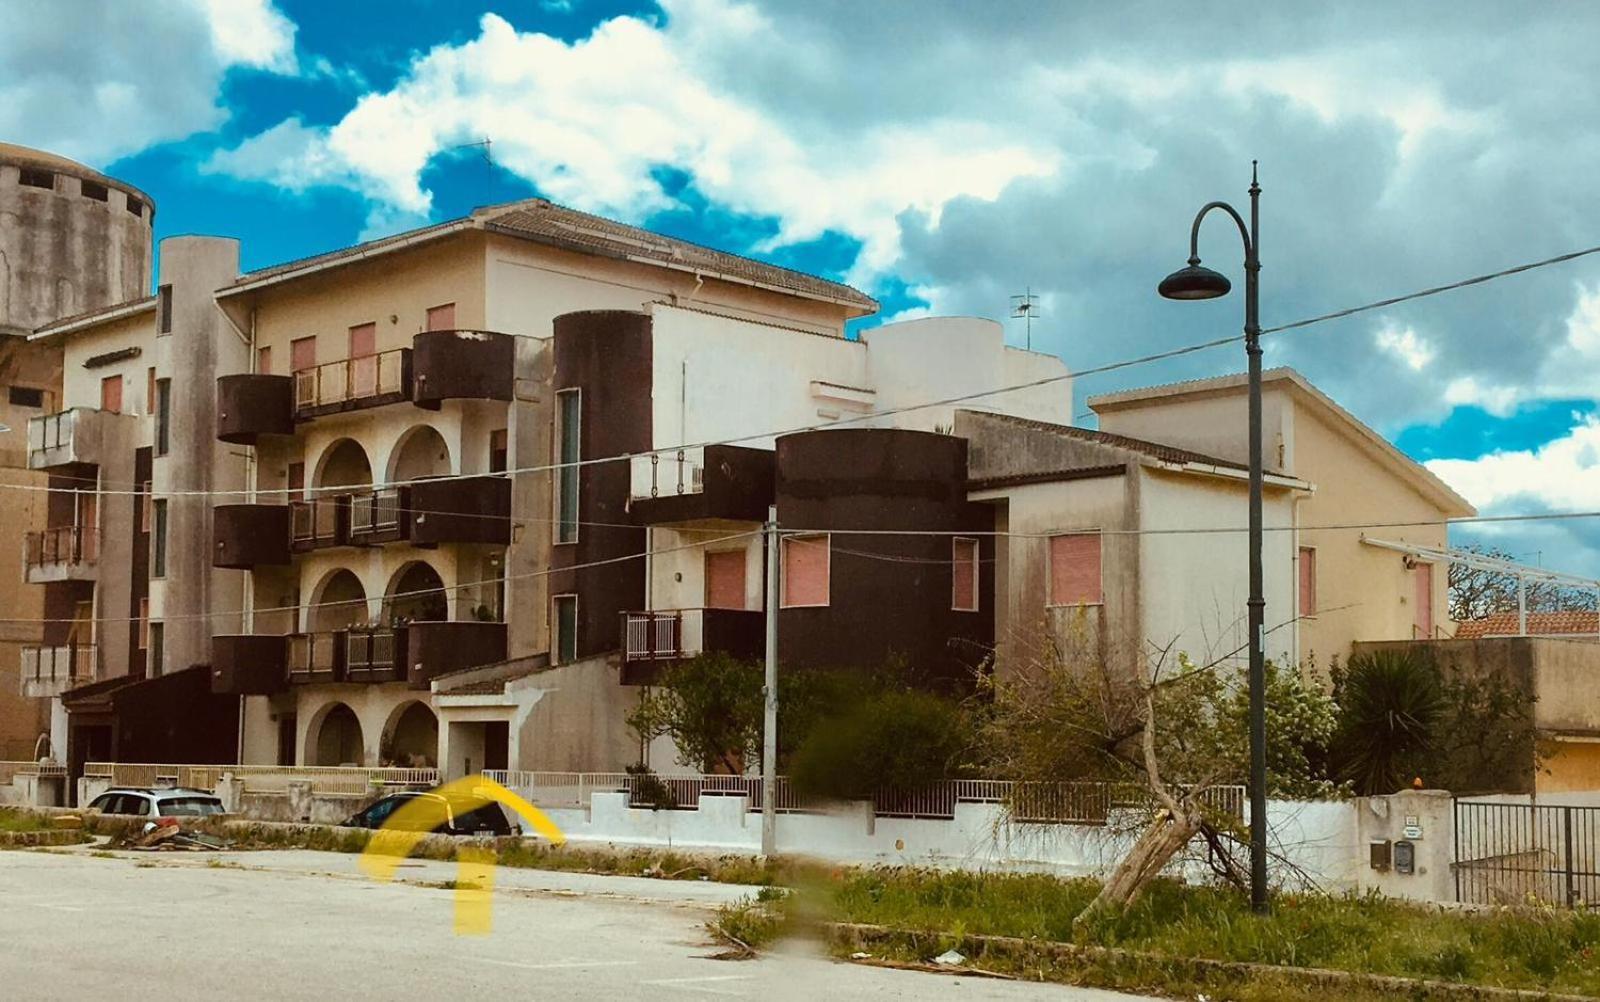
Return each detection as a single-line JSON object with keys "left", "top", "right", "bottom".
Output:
{"left": 313, "top": 703, "right": 364, "bottom": 766}
{"left": 383, "top": 701, "right": 438, "bottom": 768}
{"left": 315, "top": 438, "right": 372, "bottom": 490}
{"left": 389, "top": 424, "right": 452, "bottom": 483}
{"left": 311, "top": 568, "right": 369, "bottom": 631}
{"left": 385, "top": 560, "right": 448, "bottom": 623}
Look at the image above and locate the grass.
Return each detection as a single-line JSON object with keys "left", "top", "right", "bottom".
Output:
{"left": 0, "top": 807, "right": 59, "bottom": 832}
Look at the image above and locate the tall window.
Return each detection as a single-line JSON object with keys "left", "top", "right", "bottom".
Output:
{"left": 139, "top": 481, "right": 152, "bottom": 533}
{"left": 705, "top": 550, "right": 748, "bottom": 610}
{"left": 426, "top": 303, "right": 456, "bottom": 331}
{"left": 157, "top": 284, "right": 172, "bottom": 334}
{"left": 1049, "top": 532, "right": 1103, "bottom": 606}
{"left": 146, "top": 366, "right": 156, "bottom": 414}
{"left": 290, "top": 335, "right": 317, "bottom": 373}
{"left": 555, "top": 389, "right": 580, "bottom": 544}
{"left": 489, "top": 429, "right": 508, "bottom": 473}
{"left": 781, "top": 534, "right": 830, "bottom": 608}
{"left": 151, "top": 500, "right": 168, "bottom": 578}
{"left": 257, "top": 345, "right": 272, "bottom": 375}
{"left": 1298, "top": 547, "right": 1317, "bottom": 617}
{"left": 1413, "top": 562, "right": 1434, "bottom": 639}
{"left": 100, "top": 375, "right": 122, "bottom": 413}
{"left": 138, "top": 598, "right": 150, "bottom": 649}
{"left": 952, "top": 537, "right": 979, "bottom": 612}
{"left": 149, "top": 623, "right": 165, "bottom": 677}
{"left": 553, "top": 595, "right": 577, "bottom": 664}
{"left": 155, "top": 378, "right": 171, "bottom": 456}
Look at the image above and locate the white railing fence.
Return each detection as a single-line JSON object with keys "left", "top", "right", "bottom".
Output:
{"left": 83, "top": 763, "right": 438, "bottom": 796}
{"left": 628, "top": 448, "right": 706, "bottom": 500}
{"left": 0, "top": 761, "right": 67, "bottom": 786}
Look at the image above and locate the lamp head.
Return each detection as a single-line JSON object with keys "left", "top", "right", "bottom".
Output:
{"left": 1158, "top": 260, "right": 1232, "bottom": 301}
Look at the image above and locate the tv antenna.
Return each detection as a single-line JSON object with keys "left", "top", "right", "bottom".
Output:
{"left": 451, "top": 139, "right": 494, "bottom": 166}
{"left": 1010, "top": 287, "right": 1040, "bottom": 350}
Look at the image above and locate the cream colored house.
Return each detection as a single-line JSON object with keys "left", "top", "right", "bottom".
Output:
{"left": 1089, "top": 367, "right": 1477, "bottom": 667}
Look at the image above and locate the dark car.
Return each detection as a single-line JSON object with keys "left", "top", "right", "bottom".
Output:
{"left": 341, "top": 789, "right": 519, "bottom": 836}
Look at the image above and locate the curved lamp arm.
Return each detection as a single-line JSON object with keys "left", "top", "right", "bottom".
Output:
{"left": 1187, "top": 201, "right": 1253, "bottom": 266}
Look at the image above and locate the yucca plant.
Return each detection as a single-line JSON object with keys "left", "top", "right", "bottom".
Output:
{"left": 1333, "top": 649, "right": 1446, "bottom": 795}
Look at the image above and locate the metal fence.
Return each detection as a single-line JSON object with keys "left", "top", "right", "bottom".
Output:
{"left": 0, "top": 761, "right": 66, "bottom": 786}
{"left": 24, "top": 525, "right": 97, "bottom": 568}
{"left": 1455, "top": 799, "right": 1600, "bottom": 907}
{"left": 294, "top": 350, "right": 408, "bottom": 411}
{"left": 83, "top": 763, "right": 438, "bottom": 797}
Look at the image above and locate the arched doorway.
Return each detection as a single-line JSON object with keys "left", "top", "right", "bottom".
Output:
{"left": 311, "top": 568, "right": 369, "bottom": 631}
{"left": 316, "top": 438, "right": 372, "bottom": 491}
{"left": 389, "top": 424, "right": 452, "bottom": 483}
{"left": 313, "top": 703, "right": 363, "bottom": 766}
{"left": 385, "top": 560, "right": 448, "bottom": 624}
{"left": 384, "top": 701, "right": 438, "bottom": 768}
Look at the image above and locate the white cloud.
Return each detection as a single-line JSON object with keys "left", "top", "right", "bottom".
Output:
{"left": 1427, "top": 415, "right": 1600, "bottom": 512}
{"left": 1374, "top": 323, "right": 1435, "bottom": 371}
{"left": 205, "top": 6, "right": 1061, "bottom": 282}
{"left": 196, "top": 0, "right": 297, "bottom": 73}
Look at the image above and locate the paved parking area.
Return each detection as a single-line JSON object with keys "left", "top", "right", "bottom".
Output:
{"left": 0, "top": 847, "right": 1154, "bottom": 1000}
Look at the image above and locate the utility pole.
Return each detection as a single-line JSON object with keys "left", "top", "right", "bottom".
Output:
{"left": 761, "top": 504, "right": 779, "bottom": 856}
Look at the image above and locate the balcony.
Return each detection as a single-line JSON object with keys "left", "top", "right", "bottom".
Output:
{"left": 23, "top": 526, "right": 97, "bottom": 583}
{"left": 628, "top": 445, "right": 774, "bottom": 525}
{"left": 216, "top": 373, "right": 295, "bottom": 445}
{"left": 288, "top": 632, "right": 346, "bottom": 684}
{"left": 404, "top": 621, "right": 507, "bottom": 690}
{"left": 411, "top": 330, "right": 515, "bottom": 409}
{"left": 348, "top": 489, "right": 407, "bottom": 546}
{"left": 26, "top": 408, "right": 136, "bottom": 471}
{"left": 213, "top": 504, "right": 292, "bottom": 569}
{"left": 619, "top": 608, "right": 764, "bottom": 685}
{"left": 409, "top": 476, "right": 512, "bottom": 546}
{"left": 210, "top": 634, "right": 289, "bottom": 695}
{"left": 293, "top": 348, "right": 411, "bottom": 419}
{"left": 285, "top": 623, "right": 504, "bottom": 688}
{"left": 21, "top": 645, "right": 96, "bottom": 698}
{"left": 345, "top": 628, "right": 403, "bottom": 683}
{"left": 290, "top": 496, "right": 348, "bottom": 551}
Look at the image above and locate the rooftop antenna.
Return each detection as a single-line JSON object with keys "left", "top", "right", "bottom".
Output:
{"left": 1010, "top": 287, "right": 1040, "bottom": 350}
{"left": 451, "top": 138, "right": 494, "bottom": 166}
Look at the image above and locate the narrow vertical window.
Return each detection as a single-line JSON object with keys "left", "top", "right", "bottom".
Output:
{"left": 553, "top": 595, "right": 578, "bottom": 664}
{"left": 149, "top": 623, "right": 164, "bottom": 677}
{"left": 489, "top": 429, "right": 508, "bottom": 473}
{"left": 146, "top": 366, "right": 156, "bottom": 414}
{"left": 257, "top": 345, "right": 272, "bottom": 375}
{"left": 1414, "top": 562, "right": 1434, "bottom": 638}
{"left": 1049, "top": 532, "right": 1103, "bottom": 606}
{"left": 952, "top": 537, "right": 979, "bottom": 612}
{"left": 100, "top": 375, "right": 122, "bottom": 413}
{"left": 1298, "top": 547, "right": 1317, "bottom": 617}
{"left": 151, "top": 500, "right": 168, "bottom": 578}
{"left": 157, "top": 284, "right": 172, "bottom": 334}
{"left": 555, "top": 389, "right": 580, "bottom": 544}
{"left": 155, "top": 378, "right": 171, "bottom": 456}
{"left": 138, "top": 598, "right": 150, "bottom": 649}
{"left": 426, "top": 303, "right": 457, "bottom": 331}
{"left": 139, "top": 481, "right": 152, "bottom": 534}
{"left": 781, "top": 534, "right": 830, "bottom": 608}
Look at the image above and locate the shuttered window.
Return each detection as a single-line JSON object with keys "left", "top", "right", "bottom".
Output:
{"left": 555, "top": 389, "right": 580, "bottom": 543}
{"left": 952, "top": 537, "right": 979, "bottom": 611}
{"left": 781, "top": 534, "right": 830, "bottom": 608}
{"left": 1298, "top": 547, "right": 1317, "bottom": 617}
{"left": 426, "top": 303, "right": 456, "bottom": 331}
{"left": 705, "top": 549, "right": 748, "bottom": 610}
{"left": 1049, "top": 532, "right": 1102, "bottom": 606}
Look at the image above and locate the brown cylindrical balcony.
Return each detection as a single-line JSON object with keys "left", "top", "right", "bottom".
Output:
{"left": 410, "top": 476, "right": 512, "bottom": 545}
{"left": 216, "top": 374, "right": 295, "bottom": 445}
{"left": 411, "top": 330, "right": 515, "bottom": 409}
{"left": 213, "top": 504, "right": 291, "bottom": 568}
{"left": 404, "top": 621, "right": 507, "bottom": 689}
{"left": 210, "top": 634, "right": 289, "bottom": 695}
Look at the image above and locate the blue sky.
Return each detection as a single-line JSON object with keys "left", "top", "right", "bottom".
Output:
{"left": 7, "top": 0, "right": 1600, "bottom": 572}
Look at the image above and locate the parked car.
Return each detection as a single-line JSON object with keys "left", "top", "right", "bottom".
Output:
{"left": 341, "top": 789, "right": 520, "bottom": 836}
{"left": 86, "top": 787, "right": 228, "bottom": 818}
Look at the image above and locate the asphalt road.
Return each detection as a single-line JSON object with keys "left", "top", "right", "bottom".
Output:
{"left": 0, "top": 847, "right": 1154, "bottom": 1001}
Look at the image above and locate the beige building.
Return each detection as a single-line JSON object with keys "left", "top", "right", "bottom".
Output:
{"left": 1089, "top": 368, "right": 1476, "bottom": 667}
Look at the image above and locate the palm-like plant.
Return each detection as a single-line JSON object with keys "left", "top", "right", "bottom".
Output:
{"left": 1334, "top": 649, "right": 1446, "bottom": 795}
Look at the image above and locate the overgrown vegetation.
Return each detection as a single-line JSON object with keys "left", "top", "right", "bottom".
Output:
{"left": 0, "top": 807, "right": 58, "bottom": 832}
{"left": 789, "top": 688, "right": 971, "bottom": 800}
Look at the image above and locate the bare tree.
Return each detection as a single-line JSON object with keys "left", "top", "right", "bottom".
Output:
{"left": 1448, "top": 544, "right": 1597, "bottom": 624}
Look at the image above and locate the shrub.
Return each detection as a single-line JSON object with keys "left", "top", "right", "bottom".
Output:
{"left": 789, "top": 689, "right": 971, "bottom": 800}
{"left": 1332, "top": 649, "right": 1446, "bottom": 795}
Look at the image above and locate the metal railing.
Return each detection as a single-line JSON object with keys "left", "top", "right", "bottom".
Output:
{"left": 1456, "top": 799, "right": 1600, "bottom": 907}
{"left": 26, "top": 409, "right": 78, "bottom": 458}
{"left": 82, "top": 763, "right": 438, "bottom": 797}
{"left": 482, "top": 771, "right": 633, "bottom": 810}
{"left": 24, "top": 525, "right": 98, "bottom": 569}
{"left": 622, "top": 610, "right": 705, "bottom": 661}
{"left": 348, "top": 488, "right": 404, "bottom": 540}
{"left": 21, "top": 644, "right": 96, "bottom": 691}
{"left": 629, "top": 448, "right": 706, "bottom": 500}
{"left": 0, "top": 761, "right": 67, "bottom": 786}
{"left": 288, "top": 632, "right": 342, "bottom": 676}
{"left": 345, "top": 628, "right": 396, "bottom": 673}
{"left": 290, "top": 496, "right": 344, "bottom": 547}
{"left": 294, "top": 349, "right": 408, "bottom": 411}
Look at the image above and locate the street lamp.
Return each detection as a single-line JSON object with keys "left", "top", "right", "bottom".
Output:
{"left": 1158, "top": 161, "right": 1268, "bottom": 913}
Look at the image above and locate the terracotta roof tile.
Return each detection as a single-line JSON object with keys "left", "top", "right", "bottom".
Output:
{"left": 1454, "top": 611, "right": 1600, "bottom": 638}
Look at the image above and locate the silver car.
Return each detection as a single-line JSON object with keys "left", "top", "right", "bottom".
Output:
{"left": 86, "top": 787, "right": 228, "bottom": 818}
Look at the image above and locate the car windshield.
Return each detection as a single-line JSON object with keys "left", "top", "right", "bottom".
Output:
{"left": 156, "top": 796, "right": 225, "bottom": 817}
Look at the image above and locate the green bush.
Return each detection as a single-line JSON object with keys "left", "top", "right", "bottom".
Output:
{"left": 789, "top": 689, "right": 970, "bottom": 800}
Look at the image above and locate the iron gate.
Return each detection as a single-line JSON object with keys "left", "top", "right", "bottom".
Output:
{"left": 1454, "top": 800, "right": 1600, "bottom": 907}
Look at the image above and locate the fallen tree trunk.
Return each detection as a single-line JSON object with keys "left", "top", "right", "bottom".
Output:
{"left": 1073, "top": 802, "right": 1204, "bottom": 927}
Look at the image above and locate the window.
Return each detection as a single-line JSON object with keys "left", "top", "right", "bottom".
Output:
{"left": 156, "top": 284, "right": 172, "bottom": 334}
{"left": 952, "top": 537, "right": 979, "bottom": 612}
{"left": 555, "top": 389, "right": 580, "bottom": 543}
{"left": 126, "top": 194, "right": 144, "bottom": 218}
{"left": 149, "top": 622, "right": 164, "bottom": 677}
{"left": 553, "top": 595, "right": 578, "bottom": 664}
{"left": 138, "top": 598, "right": 150, "bottom": 649}
{"left": 1413, "top": 562, "right": 1434, "bottom": 639}
{"left": 257, "top": 345, "right": 272, "bottom": 375}
{"left": 1049, "top": 532, "right": 1103, "bottom": 606}
{"left": 781, "top": 534, "right": 830, "bottom": 608}
{"left": 426, "top": 303, "right": 456, "bottom": 331}
{"left": 155, "top": 378, "right": 171, "bottom": 456}
{"left": 100, "top": 375, "right": 122, "bottom": 413}
{"left": 1298, "top": 547, "right": 1317, "bottom": 617}
{"left": 705, "top": 549, "right": 748, "bottom": 610}
{"left": 18, "top": 167, "right": 54, "bottom": 189}
{"left": 290, "top": 335, "right": 317, "bottom": 373}
{"left": 151, "top": 499, "right": 168, "bottom": 577}
{"left": 8, "top": 386, "right": 44, "bottom": 408}
{"left": 489, "top": 429, "right": 508, "bottom": 473}
{"left": 140, "top": 481, "right": 152, "bottom": 533}
{"left": 80, "top": 179, "right": 108, "bottom": 201}
{"left": 287, "top": 462, "right": 305, "bottom": 496}
{"left": 146, "top": 366, "right": 156, "bottom": 414}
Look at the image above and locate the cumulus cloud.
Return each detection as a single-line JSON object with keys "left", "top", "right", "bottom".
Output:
{"left": 0, "top": 0, "right": 298, "bottom": 165}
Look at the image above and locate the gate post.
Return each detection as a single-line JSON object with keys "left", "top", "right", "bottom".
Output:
{"left": 1565, "top": 806, "right": 1577, "bottom": 909}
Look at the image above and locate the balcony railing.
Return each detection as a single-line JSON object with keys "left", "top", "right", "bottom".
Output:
{"left": 344, "top": 628, "right": 399, "bottom": 682}
{"left": 621, "top": 608, "right": 764, "bottom": 684}
{"left": 348, "top": 488, "right": 406, "bottom": 544}
{"left": 627, "top": 444, "right": 774, "bottom": 525}
{"left": 21, "top": 644, "right": 96, "bottom": 698}
{"left": 24, "top": 525, "right": 97, "bottom": 578}
{"left": 26, "top": 408, "right": 133, "bottom": 470}
{"left": 288, "top": 631, "right": 345, "bottom": 683}
{"left": 290, "top": 496, "right": 347, "bottom": 550}
{"left": 624, "top": 609, "right": 697, "bottom": 661}
{"left": 629, "top": 448, "right": 705, "bottom": 501}
{"left": 293, "top": 348, "right": 411, "bottom": 417}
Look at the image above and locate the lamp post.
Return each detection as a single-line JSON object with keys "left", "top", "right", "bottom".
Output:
{"left": 1158, "top": 161, "right": 1268, "bottom": 913}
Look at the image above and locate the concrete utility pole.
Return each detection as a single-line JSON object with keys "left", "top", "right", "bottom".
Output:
{"left": 761, "top": 504, "right": 780, "bottom": 856}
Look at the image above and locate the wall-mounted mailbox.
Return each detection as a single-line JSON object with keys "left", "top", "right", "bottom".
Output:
{"left": 1394, "top": 839, "right": 1416, "bottom": 875}
{"left": 1369, "top": 839, "right": 1392, "bottom": 871}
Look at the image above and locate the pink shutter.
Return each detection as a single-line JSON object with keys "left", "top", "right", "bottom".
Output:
{"left": 426, "top": 303, "right": 456, "bottom": 331}
{"left": 782, "top": 535, "right": 829, "bottom": 607}
{"left": 100, "top": 375, "right": 122, "bottom": 413}
{"left": 705, "top": 550, "right": 748, "bottom": 610}
{"left": 1414, "top": 563, "right": 1434, "bottom": 638}
{"left": 1050, "top": 533, "right": 1102, "bottom": 605}
{"left": 1298, "top": 547, "right": 1317, "bottom": 616}
{"left": 257, "top": 346, "right": 272, "bottom": 375}
{"left": 952, "top": 538, "right": 978, "bottom": 611}
{"left": 291, "top": 336, "right": 317, "bottom": 373}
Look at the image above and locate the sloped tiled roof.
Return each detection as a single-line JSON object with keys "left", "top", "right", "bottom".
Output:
{"left": 1454, "top": 611, "right": 1600, "bottom": 639}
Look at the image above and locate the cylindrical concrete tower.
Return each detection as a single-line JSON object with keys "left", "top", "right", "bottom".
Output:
{"left": 0, "top": 143, "right": 154, "bottom": 336}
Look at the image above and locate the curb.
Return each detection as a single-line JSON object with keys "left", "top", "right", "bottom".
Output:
{"left": 825, "top": 922, "right": 1597, "bottom": 1002}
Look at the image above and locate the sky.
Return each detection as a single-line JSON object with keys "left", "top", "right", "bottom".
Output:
{"left": 5, "top": 0, "right": 1600, "bottom": 574}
